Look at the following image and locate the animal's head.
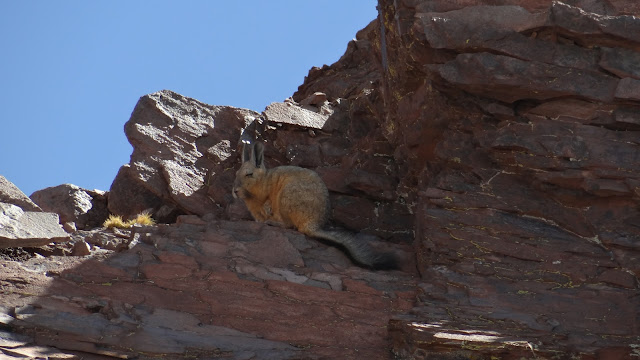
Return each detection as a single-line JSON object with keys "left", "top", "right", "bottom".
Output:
{"left": 232, "top": 142, "right": 267, "bottom": 200}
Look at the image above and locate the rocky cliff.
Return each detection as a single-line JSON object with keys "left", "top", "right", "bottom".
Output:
{"left": 1, "top": 0, "right": 639, "bottom": 359}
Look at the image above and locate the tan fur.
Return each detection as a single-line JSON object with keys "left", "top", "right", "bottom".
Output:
{"left": 233, "top": 142, "right": 397, "bottom": 269}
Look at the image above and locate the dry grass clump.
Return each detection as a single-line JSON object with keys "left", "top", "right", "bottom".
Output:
{"left": 103, "top": 214, "right": 129, "bottom": 229}
{"left": 131, "top": 212, "right": 155, "bottom": 226}
{"left": 103, "top": 212, "right": 155, "bottom": 229}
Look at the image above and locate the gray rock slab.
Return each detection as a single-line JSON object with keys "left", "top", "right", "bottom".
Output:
{"left": 263, "top": 101, "right": 330, "bottom": 129}
{"left": 0, "top": 203, "right": 70, "bottom": 248}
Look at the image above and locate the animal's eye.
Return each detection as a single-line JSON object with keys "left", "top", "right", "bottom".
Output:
{"left": 245, "top": 172, "right": 253, "bottom": 177}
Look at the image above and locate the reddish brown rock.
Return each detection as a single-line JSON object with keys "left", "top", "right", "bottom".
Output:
{"left": 600, "top": 47, "right": 640, "bottom": 79}
{"left": 297, "top": 0, "right": 640, "bottom": 357}
{"left": 376, "top": 0, "right": 639, "bottom": 357}
{"left": 615, "top": 77, "right": 640, "bottom": 101}
{"left": 432, "top": 52, "right": 619, "bottom": 103}
{"left": 1, "top": 217, "right": 416, "bottom": 359}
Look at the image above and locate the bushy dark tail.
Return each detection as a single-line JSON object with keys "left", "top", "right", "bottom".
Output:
{"left": 309, "top": 229, "right": 398, "bottom": 270}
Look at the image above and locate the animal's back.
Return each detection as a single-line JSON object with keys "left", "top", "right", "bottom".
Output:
{"left": 267, "top": 166, "right": 329, "bottom": 232}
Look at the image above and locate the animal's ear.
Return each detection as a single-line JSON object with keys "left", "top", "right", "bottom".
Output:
{"left": 242, "top": 142, "right": 252, "bottom": 164}
{"left": 254, "top": 142, "right": 265, "bottom": 168}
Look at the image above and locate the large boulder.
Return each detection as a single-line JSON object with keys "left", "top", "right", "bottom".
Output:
{"left": 107, "top": 90, "right": 260, "bottom": 222}
{"left": 0, "top": 176, "right": 70, "bottom": 248}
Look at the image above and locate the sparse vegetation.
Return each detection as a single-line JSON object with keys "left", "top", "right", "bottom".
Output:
{"left": 103, "top": 212, "right": 155, "bottom": 229}
{"left": 103, "top": 215, "right": 129, "bottom": 229}
{"left": 131, "top": 211, "right": 155, "bottom": 226}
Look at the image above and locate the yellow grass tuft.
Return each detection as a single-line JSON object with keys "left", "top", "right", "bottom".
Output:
{"left": 131, "top": 211, "right": 155, "bottom": 226}
{"left": 103, "top": 212, "right": 156, "bottom": 229}
{"left": 103, "top": 214, "right": 130, "bottom": 229}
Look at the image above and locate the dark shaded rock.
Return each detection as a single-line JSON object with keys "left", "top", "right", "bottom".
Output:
{"left": 413, "top": 0, "right": 640, "bottom": 15}
{"left": 417, "top": 5, "right": 601, "bottom": 71}
{"left": 615, "top": 77, "right": 640, "bottom": 101}
{"left": 294, "top": 20, "right": 382, "bottom": 101}
{"left": 417, "top": 5, "right": 546, "bottom": 49}
{"left": 432, "top": 52, "right": 619, "bottom": 103}
{"left": 548, "top": 1, "right": 640, "bottom": 46}
{"left": 372, "top": 0, "right": 640, "bottom": 357}
{"left": 600, "top": 47, "right": 640, "bottom": 79}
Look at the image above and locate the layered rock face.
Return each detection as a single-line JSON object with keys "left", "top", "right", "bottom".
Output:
{"left": 1, "top": 0, "right": 639, "bottom": 359}
{"left": 295, "top": 0, "right": 640, "bottom": 358}
{"left": 2, "top": 216, "right": 415, "bottom": 359}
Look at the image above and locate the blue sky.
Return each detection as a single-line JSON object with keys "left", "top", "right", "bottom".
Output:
{"left": 1, "top": 1, "right": 377, "bottom": 196}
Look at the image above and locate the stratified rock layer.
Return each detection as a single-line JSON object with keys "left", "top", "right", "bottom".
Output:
{"left": 2, "top": 216, "right": 416, "bottom": 359}
{"left": 294, "top": 0, "right": 639, "bottom": 358}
